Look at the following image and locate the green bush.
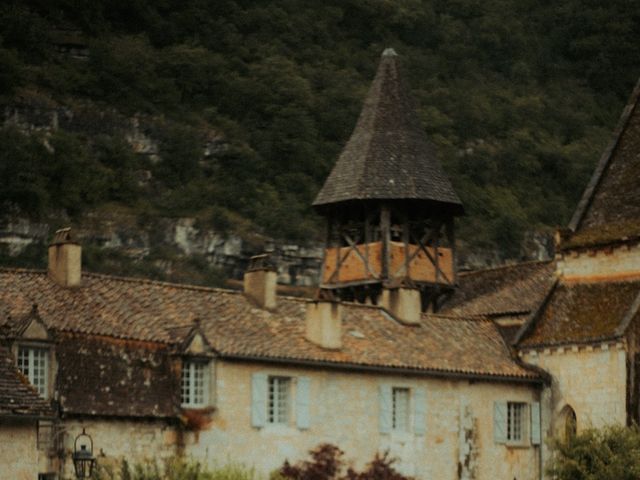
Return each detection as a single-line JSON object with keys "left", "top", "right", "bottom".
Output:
{"left": 546, "top": 425, "right": 640, "bottom": 480}
{"left": 93, "top": 457, "right": 259, "bottom": 480}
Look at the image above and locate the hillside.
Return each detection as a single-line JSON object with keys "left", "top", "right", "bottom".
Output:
{"left": 1, "top": 0, "right": 639, "bottom": 283}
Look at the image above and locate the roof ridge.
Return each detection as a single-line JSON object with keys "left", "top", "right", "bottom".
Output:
{"left": 81, "top": 271, "right": 241, "bottom": 294}
{"left": 458, "top": 259, "right": 553, "bottom": 277}
{"left": 423, "top": 312, "right": 491, "bottom": 322}
{"left": 0, "top": 267, "right": 47, "bottom": 274}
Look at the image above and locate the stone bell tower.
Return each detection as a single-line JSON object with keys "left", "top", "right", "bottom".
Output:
{"left": 313, "top": 49, "right": 464, "bottom": 312}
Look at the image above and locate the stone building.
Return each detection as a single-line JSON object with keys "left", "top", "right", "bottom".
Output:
{"left": 1, "top": 50, "right": 640, "bottom": 480}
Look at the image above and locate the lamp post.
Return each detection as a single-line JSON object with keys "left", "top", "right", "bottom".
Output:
{"left": 72, "top": 428, "right": 96, "bottom": 479}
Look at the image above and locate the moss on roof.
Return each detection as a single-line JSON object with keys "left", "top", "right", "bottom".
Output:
{"left": 520, "top": 280, "right": 640, "bottom": 347}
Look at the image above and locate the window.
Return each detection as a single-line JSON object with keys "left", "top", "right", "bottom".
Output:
{"left": 494, "top": 401, "right": 538, "bottom": 445}
{"left": 17, "top": 347, "right": 48, "bottom": 397}
{"left": 392, "top": 387, "right": 410, "bottom": 431}
{"left": 181, "top": 360, "right": 208, "bottom": 407}
{"left": 507, "top": 402, "right": 526, "bottom": 442}
{"left": 251, "top": 373, "right": 309, "bottom": 429}
{"left": 559, "top": 405, "right": 577, "bottom": 441}
{"left": 268, "top": 376, "right": 290, "bottom": 424}
{"left": 380, "top": 385, "right": 426, "bottom": 435}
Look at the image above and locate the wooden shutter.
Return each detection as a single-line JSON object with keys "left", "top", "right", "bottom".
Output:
{"left": 251, "top": 373, "right": 267, "bottom": 428}
{"left": 414, "top": 387, "right": 426, "bottom": 435}
{"left": 530, "top": 402, "right": 541, "bottom": 445}
{"left": 493, "top": 401, "right": 507, "bottom": 444}
{"left": 379, "top": 384, "right": 392, "bottom": 434}
{"left": 296, "top": 377, "right": 311, "bottom": 430}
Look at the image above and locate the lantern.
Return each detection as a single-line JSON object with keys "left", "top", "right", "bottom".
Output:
{"left": 72, "top": 428, "right": 96, "bottom": 479}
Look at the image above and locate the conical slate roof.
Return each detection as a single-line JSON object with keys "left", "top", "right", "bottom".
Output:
{"left": 313, "top": 49, "right": 463, "bottom": 212}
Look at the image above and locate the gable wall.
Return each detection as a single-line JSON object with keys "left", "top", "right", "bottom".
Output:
{"left": 559, "top": 244, "right": 640, "bottom": 281}
{"left": 521, "top": 343, "right": 627, "bottom": 475}
{"left": 185, "top": 360, "right": 541, "bottom": 480}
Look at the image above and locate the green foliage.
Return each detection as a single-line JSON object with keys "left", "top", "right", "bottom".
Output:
{"left": 93, "top": 457, "right": 259, "bottom": 480}
{"left": 546, "top": 425, "right": 640, "bottom": 480}
{"left": 1, "top": 0, "right": 640, "bottom": 258}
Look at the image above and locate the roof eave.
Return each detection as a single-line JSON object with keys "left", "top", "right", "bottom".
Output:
{"left": 218, "top": 353, "right": 543, "bottom": 385}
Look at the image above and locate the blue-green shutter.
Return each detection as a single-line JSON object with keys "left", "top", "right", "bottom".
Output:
{"left": 414, "top": 387, "right": 426, "bottom": 435}
{"left": 251, "top": 373, "right": 267, "bottom": 428}
{"left": 379, "top": 384, "right": 392, "bottom": 434}
{"left": 296, "top": 377, "right": 311, "bottom": 430}
{"left": 531, "top": 402, "right": 541, "bottom": 445}
{"left": 494, "top": 401, "right": 507, "bottom": 444}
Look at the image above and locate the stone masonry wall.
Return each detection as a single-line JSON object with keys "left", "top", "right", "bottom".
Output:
{"left": 559, "top": 243, "right": 640, "bottom": 281}
{"left": 185, "top": 361, "right": 541, "bottom": 480}
{"left": 521, "top": 342, "right": 627, "bottom": 473}
{"left": 0, "top": 420, "right": 40, "bottom": 480}
{"left": 59, "top": 419, "right": 179, "bottom": 479}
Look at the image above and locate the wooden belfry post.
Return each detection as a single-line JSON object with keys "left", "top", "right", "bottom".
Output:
{"left": 313, "top": 49, "right": 464, "bottom": 312}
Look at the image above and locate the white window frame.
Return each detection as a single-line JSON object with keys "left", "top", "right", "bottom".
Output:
{"left": 181, "top": 359, "right": 209, "bottom": 408}
{"left": 506, "top": 402, "right": 527, "bottom": 444}
{"left": 17, "top": 346, "right": 49, "bottom": 398}
{"left": 392, "top": 387, "right": 410, "bottom": 432}
{"left": 267, "top": 376, "right": 291, "bottom": 425}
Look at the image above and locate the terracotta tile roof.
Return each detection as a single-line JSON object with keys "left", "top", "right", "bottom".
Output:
{"left": 565, "top": 77, "right": 640, "bottom": 249}
{"left": 518, "top": 279, "right": 640, "bottom": 347}
{"left": 56, "top": 333, "right": 179, "bottom": 418}
{"left": 313, "top": 49, "right": 463, "bottom": 213}
{"left": 0, "top": 268, "right": 538, "bottom": 382}
{"left": 0, "top": 345, "right": 53, "bottom": 417}
{"left": 210, "top": 308, "right": 537, "bottom": 380}
{"left": 442, "top": 260, "right": 556, "bottom": 317}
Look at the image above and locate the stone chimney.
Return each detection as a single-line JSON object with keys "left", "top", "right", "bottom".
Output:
{"left": 243, "top": 254, "right": 277, "bottom": 309}
{"left": 305, "top": 296, "right": 342, "bottom": 349}
{"left": 48, "top": 227, "right": 82, "bottom": 287}
{"left": 380, "top": 286, "right": 421, "bottom": 325}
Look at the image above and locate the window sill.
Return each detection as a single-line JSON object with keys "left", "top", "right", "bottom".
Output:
{"left": 181, "top": 405, "right": 214, "bottom": 412}
{"left": 505, "top": 441, "right": 530, "bottom": 449}
{"left": 262, "top": 423, "right": 299, "bottom": 434}
{"left": 390, "top": 430, "right": 413, "bottom": 442}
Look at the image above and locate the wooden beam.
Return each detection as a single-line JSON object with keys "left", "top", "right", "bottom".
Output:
{"left": 381, "top": 205, "right": 391, "bottom": 280}
{"left": 343, "top": 233, "right": 379, "bottom": 280}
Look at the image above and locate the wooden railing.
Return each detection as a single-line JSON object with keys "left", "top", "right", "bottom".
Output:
{"left": 322, "top": 241, "right": 453, "bottom": 286}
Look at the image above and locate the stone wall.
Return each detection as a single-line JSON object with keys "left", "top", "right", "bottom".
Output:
{"left": 521, "top": 341, "right": 627, "bottom": 472}
{"left": 186, "top": 360, "right": 541, "bottom": 480}
{"left": 0, "top": 419, "right": 41, "bottom": 480}
{"left": 558, "top": 243, "right": 640, "bottom": 281}
{"left": 59, "top": 419, "right": 179, "bottom": 479}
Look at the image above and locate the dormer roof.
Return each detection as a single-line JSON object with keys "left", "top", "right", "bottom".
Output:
{"left": 313, "top": 49, "right": 463, "bottom": 214}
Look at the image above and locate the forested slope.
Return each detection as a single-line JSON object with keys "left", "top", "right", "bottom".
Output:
{"left": 1, "top": 0, "right": 639, "bottom": 277}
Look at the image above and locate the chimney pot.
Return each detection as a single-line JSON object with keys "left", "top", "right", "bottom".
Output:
{"left": 305, "top": 299, "right": 342, "bottom": 349}
{"left": 381, "top": 286, "right": 421, "bottom": 324}
{"left": 48, "top": 227, "right": 82, "bottom": 287}
{"left": 243, "top": 254, "right": 277, "bottom": 309}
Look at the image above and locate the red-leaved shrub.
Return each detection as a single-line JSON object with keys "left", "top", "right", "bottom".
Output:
{"left": 279, "top": 444, "right": 413, "bottom": 480}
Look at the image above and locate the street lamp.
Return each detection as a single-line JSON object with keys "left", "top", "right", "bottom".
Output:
{"left": 72, "top": 428, "right": 96, "bottom": 479}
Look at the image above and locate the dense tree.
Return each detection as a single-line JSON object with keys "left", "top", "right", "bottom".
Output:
{"left": 0, "top": 0, "right": 639, "bottom": 261}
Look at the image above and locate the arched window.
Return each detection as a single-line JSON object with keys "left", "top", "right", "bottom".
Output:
{"left": 558, "top": 405, "right": 577, "bottom": 441}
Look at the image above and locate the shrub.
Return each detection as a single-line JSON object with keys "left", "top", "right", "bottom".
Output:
{"left": 93, "top": 457, "right": 259, "bottom": 480}
{"left": 277, "top": 444, "right": 412, "bottom": 480}
{"left": 546, "top": 425, "right": 640, "bottom": 480}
